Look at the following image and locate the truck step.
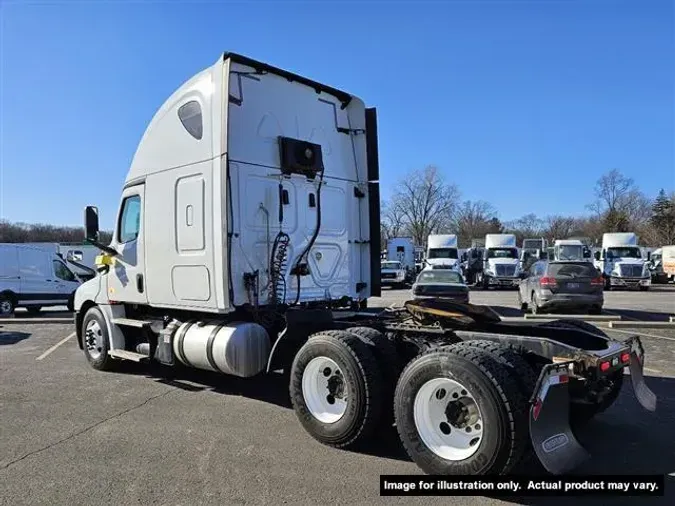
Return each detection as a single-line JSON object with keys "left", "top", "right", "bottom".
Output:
{"left": 109, "top": 349, "right": 149, "bottom": 362}
{"left": 112, "top": 318, "right": 152, "bottom": 328}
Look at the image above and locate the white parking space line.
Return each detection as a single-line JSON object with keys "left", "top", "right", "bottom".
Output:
{"left": 36, "top": 332, "right": 76, "bottom": 361}
{"left": 644, "top": 367, "right": 663, "bottom": 374}
{"left": 605, "top": 327, "right": 675, "bottom": 342}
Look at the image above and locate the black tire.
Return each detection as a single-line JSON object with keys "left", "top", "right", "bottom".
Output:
{"left": 457, "top": 340, "right": 538, "bottom": 399}
{"left": 67, "top": 293, "right": 75, "bottom": 312}
{"left": 639, "top": 286, "right": 649, "bottom": 292}
{"left": 26, "top": 306, "right": 42, "bottom": 315}
{"left": 289, "top": 330, "right": 384, "bottom": 450}
{"left": 347, "top": 326, "right": 401, "bottom": 427}
{"left": 0, "top": 293, "right": 16, "bottom": 316}
{"left": 81, "top": 306, "right": 116, "bottom": 371}
{"left": 570, "top": 370, "right": 624, "bottom": 427}
{"left": 455, "top": 340, "right": 540, "bottom": 472}
{"left": 482, "top": 276, "right": 489, "bottom": 290}
{"left": 588, "top": 305, "right": 602, "bottom": 315}
{"left": 394, "top": 344, "right": 530, "bottom": 475}
{"left": 517, "top": 290, "right": 528, "bottom": 312}
{"left": 530, "top": 292, "right": 543, "bottom": 314}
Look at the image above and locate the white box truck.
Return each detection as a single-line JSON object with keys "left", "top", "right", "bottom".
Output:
{"left": 425, "top": 234, "right": 460, "bottom": 271}
{"left": 594, "top": 232, "right": 650, "bottom": 290}
{"left": 0, "top": 243, "right": 81, "bottom": 315}
{"left": 478, "top": 233, "right": 522, "bottom": 289}
{"left": 70, "top": 52, "right": 659, "bottom": 478}
{"left": 381, "top": 237, "right": 414, "bottom": 286}
{"left": 648, "top": 245, "right": 675, "bottom": 283}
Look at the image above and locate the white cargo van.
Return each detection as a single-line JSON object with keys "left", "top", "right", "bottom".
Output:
{"left": 0, "top": 244, "right": 81, "bottom": 314}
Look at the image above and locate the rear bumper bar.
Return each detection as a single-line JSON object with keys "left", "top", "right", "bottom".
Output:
{"left": 528, "top": 336, "right": 656, "bottom": 474}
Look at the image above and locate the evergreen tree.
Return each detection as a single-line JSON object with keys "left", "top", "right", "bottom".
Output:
{"left": 650, "top": 189, "right": 675, "bottom": 244}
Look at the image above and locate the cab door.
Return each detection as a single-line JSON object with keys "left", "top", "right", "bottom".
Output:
{"left": 107, "top": 184, "right": 148, "bottom": 304}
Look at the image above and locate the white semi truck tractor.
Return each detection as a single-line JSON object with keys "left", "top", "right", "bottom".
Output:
{"left": 594, "top": 233, "right": 651, "bottom": 290}
{"left": 425, "top": 234, "right": 460, "bottom": 271}
{"left": 478, "top": 234, "right": 522, "bottom": 289}
{"left": 73, "top": 52, "right": 657, "bottom": 478}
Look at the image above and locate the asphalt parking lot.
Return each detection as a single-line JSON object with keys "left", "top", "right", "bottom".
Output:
{"left": 1, "top": 288, "right": 674, "bottom": 506}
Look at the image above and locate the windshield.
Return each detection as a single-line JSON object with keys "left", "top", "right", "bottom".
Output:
{"left": 486, "top": 248, "right": 517, "bottom": 259}
{"left": 607, "top": 247, "right": 641, "bottom": 259}
{"left": 548, "top": 263, "right": 599, "bottom": 278}
{"left": 556, "top": 245, "right": 583, "bottom": 260}
{"left": 381, "top": 261, "right": 402, "bottom": 270}
{"left": 417, "top": 270, "right": 463, "bottom": 284}
{"left": 428, "top": 248, "right": 458, "bottom": 259}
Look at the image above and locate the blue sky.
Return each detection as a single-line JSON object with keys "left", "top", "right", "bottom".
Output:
{"left": 1, "top": 0, "right": 673, "bottom": 229}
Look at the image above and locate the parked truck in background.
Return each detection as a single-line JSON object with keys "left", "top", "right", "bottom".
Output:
{"left": 648, "top": 246, "right": 675, "bottom": 284}
{"left": 425, "top": 234, "right": 460, "bottom": 271}
{"left": 520, "top": 238, "right": 547, "bottom": 271}
{"left": 551, "top": 239, "right": 593, "bottom": 263}
{"left": 594, "top": 233, "right": 651, "bottom": 290}
{"left": 460, "top": 239, "right": 485, "bottom": 285}
{"left": 385, "top": 237, "right": 415, "bottom": 284}
{"left": 477, "top": 234, "right": 522, "bottom": 289}
{"left": 71, "top": 52, "right": 657, "bottom": 478}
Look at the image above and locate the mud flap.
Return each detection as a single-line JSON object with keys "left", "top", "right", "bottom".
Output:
{"left": 625, "top": 336, "right": 657, "bottom": 412}
{"left": 529, "top": 362, "right": 590, "bottom": 475}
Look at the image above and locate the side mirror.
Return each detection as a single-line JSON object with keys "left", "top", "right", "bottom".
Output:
{"left": 519, "top": 271, "right": 529, "bottom": 279}
{"left": 594, "top": 251, "right": 601, "bottom": 261}
{"left": 85, "top": 206, "right": 100, "bottom": 242}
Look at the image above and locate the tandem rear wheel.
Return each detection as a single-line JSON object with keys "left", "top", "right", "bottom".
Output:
{"left": 393, "top": 343, "right": 532, "bottom": 475}
{"left": 289, "top": 330, "right": 386, "bottom": 450}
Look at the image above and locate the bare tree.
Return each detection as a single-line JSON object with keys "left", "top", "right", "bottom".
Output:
{"left": 451, "top": 200, "right": 500, "bottom": 247}
{"left": 590, "top": 169, "right": 634, "bottom": 215}
{"left": 544, "top": 215, "right": 577, "bottom": 242}
{"left": 588, "top": 168, "right": 653, "bottom": 233}
{"left": 504, "top": 213, "right": 545, "bottom": 244}
{"left": 0, "top": 220, "right": 112, "bottom": 244}
{"left": 389, "top": 166, "right": 461, "bottom": 246}
{"left": 381, "top": 199, "right": 407, "bottom": 240}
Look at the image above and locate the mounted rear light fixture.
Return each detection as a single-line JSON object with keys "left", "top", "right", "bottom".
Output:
{"left": 599, "top": 361, "right": 611, "bottom": 372}
{"left": 540, "top": 276, "right": 557, "bottom": 287}
{"left": 620, "top": 352, "right": 630, "bottom": 364}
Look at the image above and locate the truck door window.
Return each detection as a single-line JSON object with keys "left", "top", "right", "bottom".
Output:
{"left": 118, "top": 195, "right": 141, "bottom": 243}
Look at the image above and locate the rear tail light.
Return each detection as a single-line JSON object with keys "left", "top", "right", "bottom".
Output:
{"left": 599, "top": 361, "right": 611, "bottom": 372}
{"left": 591, "top": 276, "right": 604, "bottom": 286}
{"left": 620, "top": 352, "right": 630, "bottom": 364}
{"left": 540, "top": 276, "right": 557, "bottom": 287}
